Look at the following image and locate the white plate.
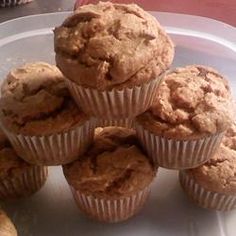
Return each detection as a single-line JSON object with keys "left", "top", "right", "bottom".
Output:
{"left": 0, "top": 12, "right": 236, "bottom": 236}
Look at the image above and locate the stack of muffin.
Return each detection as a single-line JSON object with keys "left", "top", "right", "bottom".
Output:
{"left": 0, "top": 2, "right": 235, "bottom": 230}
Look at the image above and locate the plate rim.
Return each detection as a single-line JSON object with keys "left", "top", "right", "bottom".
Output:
{"left": 0, "top": 11, "right": 235, "bottom": 30}
{"left": 0, "top": 11, "right": 235, "bottom": 53}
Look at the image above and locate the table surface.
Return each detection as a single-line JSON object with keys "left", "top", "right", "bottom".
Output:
{"left": 0, "top": 0, "right": 75, "bottom": 23}
{"left": 0, "top": 0, "right": 236, "bottom": 27}
{"left": 77, "top": 0, "right": 236, "bottom": 27}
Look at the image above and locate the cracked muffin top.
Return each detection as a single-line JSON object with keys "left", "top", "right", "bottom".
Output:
{"left": 0, "top": 62, "right": 88, "bottom": 136}
{"left": 63, "top": 127, "right": 155, "bottom": 198}
{"left": 222, "top": 121, "right": 236, "bottom": 149}
{"left": 0, "top": 129, "right": 31, "bottom": 180}
{"left": 54, "top": 1, "right": 174, "bottom": 90}
{"left": 0, "top": 210, "right": 17, "bottom": 236}
{"left": 186, "top": 122, "right": 236, "bottom": 194}
{"left": 137, "top": 65, "right": 234, "bottom": 139}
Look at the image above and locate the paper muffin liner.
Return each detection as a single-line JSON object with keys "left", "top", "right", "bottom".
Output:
{"left": 0, "top": 0, "right": 32, "bottom": 7}
{"left": 179, "top": 171, "right": 236, "bottom": 211}
{"left": 0, "top": 166, "right": 48, "bottom": 200}
{"left": 2, "top": 118, "right": 96, "bottom": 166}
{"left": 70, "top": 186, "right": 151, "bottom": 223}
{"left": 97, "top": 118, "right": 134, "bottom": 129}
{"left": 65, "top": 76, "right": 162, "bottom": 119}
{"left": 135, "top": 122, "right": 224, "bottom": 169}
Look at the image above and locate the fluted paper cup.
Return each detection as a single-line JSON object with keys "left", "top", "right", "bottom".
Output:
{"left": 0, "top": 0, "right": 32, "bottom": 7}
{"left": 65, "top": 76, "right": 162, "bottom": 119}
{"left": 0, "top": 166, "right": 48, "bottom": 200}
{"left": 97, "top": 118, "right": 134, "bottom": 129}
{"left": 179, "top": 171, "right": 236, "bottom": 211}
{"left": 70, "top": 186, "right": 151, "bottom": 223}
{"left": 135, "top": 122, "right": 224, "bottom": 169}
{"left": 2, "top": 118, "right": 96, "bottom": 166}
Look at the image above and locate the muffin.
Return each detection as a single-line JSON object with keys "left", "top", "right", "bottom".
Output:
{"left": 0, "top": 130, "right": 47, "bottom": 200}
{"left": 179, "top": 122, "right": 236, "bottom": 211}
{"left": 0, "top": 210, "right": 17, "bottom": 236}
{"left": 63, "top": 127, "right": 155, "bottom": 223}
{"left": 135, "top": 65, "right": 234, "bottom": 169}
{"left": 54, "top": 1, "right": 174, "bottom": 119}
{"left": 0, "top": 62, "right": 96, "bottom": 166}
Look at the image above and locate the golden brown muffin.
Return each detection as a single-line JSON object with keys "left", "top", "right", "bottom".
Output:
{"left": 137, "top": 65, "right": 234, "bottom": 140}
{"left": 0, "top": 62, "right": 88, "bottom": 136}
{"left": 0, "top": 210, "right": 17, "bottom": 236}
{"left": 186, "top": 121, "right": 236, "bottom": 194}
{"left": 63, "top": 127, "right": 155, "bottom": 198}
{"left": 180, "top": 122, "right": 236, "bottom": 211}
{"left": 0, "top": 130, "right": 48, "bottom": 199}
{"left": 54, "top": 2, "right": 174, "bottom": 90}
{"left": 0, "top": 133, "right": 29, "bottom": 180}
{"left": 185, "top": 145, "right": 236, "bottom": 194}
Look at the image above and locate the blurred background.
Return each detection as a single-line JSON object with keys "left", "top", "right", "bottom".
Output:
{"left": 0, "top": 0, "right": 235, "bottom": 26}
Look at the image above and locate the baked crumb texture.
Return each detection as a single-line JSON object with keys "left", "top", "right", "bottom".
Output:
{"left": 138, "top": 65, "right": 234, "bottom": 139}
{"left": 64, "top": 127, "right": 155, "bottom": 198}
{"left": 187, "top": 145, "right": 236, "bottom": 194}
{"left": 0, "top": 130, "right": 31, "bottom": 180}
{"left": 186, "top": 122, "right": 236, "bottom": 195}
{"left": 0, "top": 129, "right": 48, "bottom": 199}
{"left": 0, "top": 62, "right": 86, "bottom": 136}
{"left": 55, "top": 2, "right": 174, "bottom": 90}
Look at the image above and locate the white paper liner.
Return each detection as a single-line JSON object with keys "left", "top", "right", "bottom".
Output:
{"left": 70, "top": 186, "right": 150, "bottom": 223}
{"left": 0, "top": 166, "right": 48, "bottom": 200}
{"left": 2, "top": 118, "right": 96, "bottom": 166}
{"left": 135, "top": 122, "right": 224, "bottom": 169}
{"left": 97, "top": 118, "right": 134, "bottom": 129}
{"left": 0, "top": 0, "right": 32, "bottom": 7}
{"left": 179, "top": 171, "right": 236, "bottom": 211}
{"left": 65, "top": 76, "right": 162, "bottom": 119}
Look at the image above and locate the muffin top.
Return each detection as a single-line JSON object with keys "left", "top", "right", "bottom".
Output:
{"left": 222, "top": 121, "right": 236, "bottom": 149}
{"left": 0, "top": 210, "right": 17, "bottom": 236}
{"left": 0, "top": 130, "right": 31, "bottom": 180}
{"left": 0, "top": 62, "right": 87, "bottom": 136}
{"left": 187, "top": 122, "right": 236, "bottom": 194}
{"left": 137, "top": 65, "right": 234, "bottom": 139}
{"left": 63, "top": 127, "right": 155, "bottom": 198}
{"left": 54, "top": 1, "right": 174, "bottom": 90}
